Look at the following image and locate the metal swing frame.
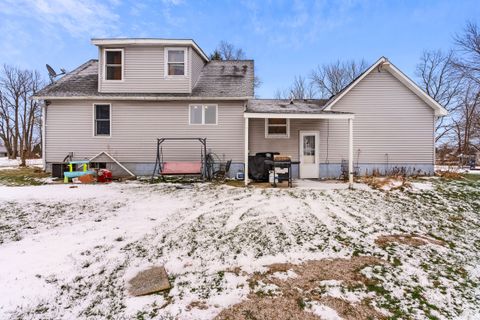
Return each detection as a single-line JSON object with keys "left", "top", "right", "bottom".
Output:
{"left": 150, "top": 137, "right": 208, "bottom": 182}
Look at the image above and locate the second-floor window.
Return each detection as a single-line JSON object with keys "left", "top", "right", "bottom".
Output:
{"left": 105, "top": 49, "right": 123, "bottom": 80}
{"left": 166, "top": 48, "right": 186, "bottom": 76}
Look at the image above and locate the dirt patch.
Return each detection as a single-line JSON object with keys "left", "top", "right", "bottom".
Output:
{"left": 448, "top": 215, "right": 464, "bottom": 222}
{"left": 186, "top": 300, "right": 209, "bottom": 311}
{"left": 257, "top": 256, "right": 382, "bottom": 288}
{"left": 316, "top": 296, "right": 383, "bottom": 320}
{"left": 375, "top": 234, "right": 446, "bottom": 247}
{"left": 215, "top": 256, "right": 386, "bottom": 320}
{"left": 216, "top": 296, "right": 320, "bottom": 320}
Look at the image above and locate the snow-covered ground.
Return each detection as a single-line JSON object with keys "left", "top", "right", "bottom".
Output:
{"left": 0, "top": 178, "right": 479, "bottom": 319}
{"left": 0, "top": 157, "right": 43, "bottom": 170}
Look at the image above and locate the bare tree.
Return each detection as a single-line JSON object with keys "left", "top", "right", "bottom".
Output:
{"left": 415, "top": 50, "right": 463, "bottom": 142}
{"left": 310, "top": 59, "right": 368, "bottom": 98}
{"left": 289, "top": 75, "right": 316, "bottom": 99}
{"left": 448, "top": 22, "right": 480, "bottom": 158}
{"left": 453, "top": 22, "right": 480, "bottom": 85}
{"left": 0, "top": 65, "right": 43, "bottom": 164}
{"left": 275, "top": 75, "right": 316, "bottom": 99}
{"left": 451, "top": 83, "right": 480, "bottom": 155}
{"left": 210, "top": 41, "right": 261, "bottom": 92}
{"left": 216, "top": 40, "right": 246, "bottom": 60}
{"left": 274, "top": 88, "right": 289, "bottom": 100}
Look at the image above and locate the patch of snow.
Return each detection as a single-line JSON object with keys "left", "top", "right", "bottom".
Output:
{"left": 270, "top": 269, "right": 298, "bottom": 280}
{"left": 308, "top": 301, "right": 343, "bottom": 320}
{"left": 0, "top": 179, "right": 479, "bottom": 318}
{"left": 319, "top": 280, "right": 373, "bottom": 304}
{"left": 410, "top": 181, "right": 434, "bottom": 191}
{"left": 0, "top": 157, "right": 43, "bottom": 169}
{"left": 295, "top": 179, "right": 370, "bottom": 191}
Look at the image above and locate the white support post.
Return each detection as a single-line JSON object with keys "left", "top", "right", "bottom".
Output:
{"left": 244, "top": 117, "right": 249, "bottom": 186}
{"left": 348, "top": 118, "right": 354, "bottom": 189}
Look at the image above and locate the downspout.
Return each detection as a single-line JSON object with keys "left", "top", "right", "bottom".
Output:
{"left": 433, "top": 114, "right": 436, "bottom": 173}
{"left": 41, "top": 102, "right": 47, "bottom": 171}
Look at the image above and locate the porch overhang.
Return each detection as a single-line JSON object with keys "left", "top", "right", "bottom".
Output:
{"left": 244, "top": 99, "right": 355, "bottom": 188}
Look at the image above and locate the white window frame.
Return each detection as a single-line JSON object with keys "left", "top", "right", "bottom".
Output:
{"left": 188, "top": 104, "right": 218, "bottom": 125}
{"left": 164, "top": 47, "right": 188, "bottom": 78}
{"left": 265, "top": 118, "right": 290, "bottom": 139}
{"left": 93, "top": 103, "right": 112, "bottom": 137}
{"left": 104, "top": 48, "right": 124, "bottom": 81}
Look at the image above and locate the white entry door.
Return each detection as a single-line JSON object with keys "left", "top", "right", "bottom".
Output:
{"left": 299, "top": 131, "right": 319, "bottom": 179}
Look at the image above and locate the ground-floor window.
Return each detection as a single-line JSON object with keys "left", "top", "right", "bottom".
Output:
{"left": 189, "top": 105, "right": 217, "bottom": 125}
{"left": 265, "top": 118, "right": 290, "bottom": 138}
{"left": 94, "top": 104, "right": 111, "bottom": 136}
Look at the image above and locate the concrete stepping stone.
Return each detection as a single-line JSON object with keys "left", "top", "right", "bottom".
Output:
{"left": 128, "top": 266, "right": 171, "bottom": 296}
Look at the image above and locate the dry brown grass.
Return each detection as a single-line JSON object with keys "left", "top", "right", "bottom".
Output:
{"left": 186, "top": 300, "right": 209, "bottom": 311}
{"left": 215, "top": 256, "right": 387, "bottom": 320}
{"left": 448, "top": 215, "right": 464, "bottom": 222}
{"left": 375, "top": 234, "right": 446, "bottom": 248}
{"left": 361, "top": 175, "right": 411, "bottom": 191}
{"left": 435, "top": 170, "right": 463, "bottom": 180}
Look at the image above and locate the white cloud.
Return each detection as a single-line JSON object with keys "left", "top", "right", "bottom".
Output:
{"left": 241, "top": 0, "right": 363, "bottom": 48}
{"left": 0, "top": 0, "right": 120, "bottom": 38}
{"left": 161, "top": 0, "right": 184, "bottom": 5}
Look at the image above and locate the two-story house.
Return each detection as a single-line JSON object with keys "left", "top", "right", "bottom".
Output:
{"left": 33, "top": 38, "right": 447, "bottom": 185}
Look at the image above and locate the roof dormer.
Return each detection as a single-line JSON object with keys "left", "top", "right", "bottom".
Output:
{"left": 91, "top": 38, "right": 209, "bottom": 94}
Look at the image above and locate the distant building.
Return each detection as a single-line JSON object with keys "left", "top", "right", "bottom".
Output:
{"left": 0, "top": 144, "right": 7, "bottom": 157}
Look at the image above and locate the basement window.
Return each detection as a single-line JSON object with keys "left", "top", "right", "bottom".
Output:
{"left": 94, "top": 104, "right": 111, "bottom": 136}
{"left": 166, "top": 48, "right": 186, "bottom": 76}
{"left": 265, "top": 118, "right": 290, "bottom": 138}
{"left": 105, "top": 49, "right": 123, "bottom": 80}
{"left": 91, "top": 162, "right": 107, "bottom": 169}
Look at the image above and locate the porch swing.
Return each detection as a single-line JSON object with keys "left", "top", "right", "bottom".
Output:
{"left": 150, "top": 138, "right": 208, "bottom": 182}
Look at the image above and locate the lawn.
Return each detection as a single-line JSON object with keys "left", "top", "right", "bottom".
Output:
{"left": 0, "top": 173, "right": 479, "bottom": 319}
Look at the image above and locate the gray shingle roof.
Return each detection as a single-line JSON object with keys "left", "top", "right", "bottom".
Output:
{"left": 246, "top": 99, "right": 351, "bottom": 114}
{"left": 33, "top": 59, "right": 254, "bottom": 99}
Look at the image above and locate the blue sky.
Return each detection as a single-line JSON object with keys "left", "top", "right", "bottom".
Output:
{"left": 0, "top": 0, "right": 478, "bottom": 97}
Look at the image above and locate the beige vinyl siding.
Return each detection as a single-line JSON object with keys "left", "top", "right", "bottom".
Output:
{"left": 191, "top": 49, "right": 205, "bottom": 88}
{"left": 250, "top": 119, "right": 322, "bottom": 161}
{"left": 99, "top": 46, "right": 191, "bottom": 93}
{"left": 45, "top": 100, "right": 245, "bottom": 164}
{"left": 326, "top": 69, "right": 434, "bottom": 164}
{"left": 249, "top": 69, "right": 435, "bottom": 165}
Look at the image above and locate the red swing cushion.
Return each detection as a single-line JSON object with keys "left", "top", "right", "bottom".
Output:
{"left": 161, "top": 162, "right": 202, "bottom": 175}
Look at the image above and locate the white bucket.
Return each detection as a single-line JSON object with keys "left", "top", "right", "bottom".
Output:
{"left": 269, "top": 171, "right": 279, "bottom": 184}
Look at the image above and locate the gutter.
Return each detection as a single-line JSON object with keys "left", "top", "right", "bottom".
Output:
{"left": 31, "top": 96, "right": 253, "bottom": 101}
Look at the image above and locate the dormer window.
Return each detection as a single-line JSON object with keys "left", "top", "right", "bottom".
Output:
{"left": 165, "top": 48, "right": 186, "bottom": 76}
{"left": 105, "top": 49, "right": 123, "bottom": 80}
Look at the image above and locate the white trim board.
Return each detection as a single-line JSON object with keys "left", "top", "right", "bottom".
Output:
{"left": 89, "top": 151, "right": 135, "bottom": 177}
{"left": 323, "top": 57, "right": 448, "bottom": 116}
{"left": 244, "top": 112, "right": 354, "bottom": 120}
